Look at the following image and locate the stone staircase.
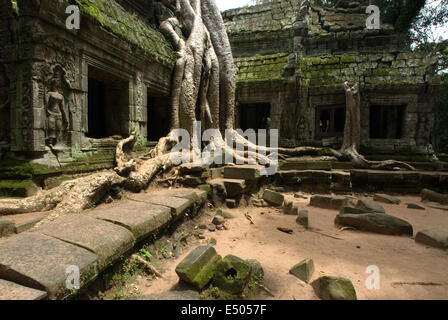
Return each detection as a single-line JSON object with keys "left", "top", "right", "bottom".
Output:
{"left": 0, "top": 188, "right": 207, "bottom": 300}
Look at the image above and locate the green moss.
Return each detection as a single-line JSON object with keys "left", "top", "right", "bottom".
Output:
{"left": 372, "top": 68, "right": 390, "bottom": 76}
{"left": 340, "top": 54, "right": 356, "bottom": 64}
{"left": 73, "top": 0, "right": 176, "bottom": 67}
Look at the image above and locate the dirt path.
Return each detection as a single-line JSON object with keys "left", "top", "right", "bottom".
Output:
{"left": 134, "top": 194, "right": 448, "bottom": 300}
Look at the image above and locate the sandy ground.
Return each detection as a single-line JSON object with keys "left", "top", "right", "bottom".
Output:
{"left": 132, "top": 193, "right": 448, "bottom": 300}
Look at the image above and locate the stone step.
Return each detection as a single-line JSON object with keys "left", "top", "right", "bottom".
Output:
{"left": 89, "top": 201, "right": 172, "bottom": 241}
{"left": 1, "top": 211, "right": 48, "bottom": 235}
{"left": 129, "top": 193, "right": 193, "bottom": 218}
{"left": 33, "top": 214, "right": 135, "bottom": 269}
{"left": 0, "top": 279, "right": 48, "bottom": 300}
{"left": 279, "top": 160, "right": 333, "bottom": 171}
{"left": 0, "top": 232, "right": 98, "bottom": 300}
{"left": 223, "top": 165, "right": 264, "bottom": 180}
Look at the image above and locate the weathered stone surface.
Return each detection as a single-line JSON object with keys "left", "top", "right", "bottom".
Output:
{"left": 216, "top": 209, "right": 236, "bottom": 219}
{"left": 311, "top": 276, "right": 357, "bottom": 300}
{"left": 246, "top": 259, "right": 264, "bottom": 281}
{"left": 224, "top": 165, "right": 262, "bottom": 180}
{"left": 223, "top": 179, "right": 246, "bottom": 198}
{"left": 283, "top": 200, "right": 299, "bottom": 215}
{"left": 129, "top": 194, "right": 192, "bottom": 217}
{"left": 212, "top": 215, "right": 226, "bottom": 226}
{"left": 34, "top": 214, "right": 135, "bottom": 269}
{"left": 421, "top": 189, "right": 448, "bottom": 204}
{"left": 335, "top": 213, "right": 413, "bottom": 236}
{"left": 310, "top": 195, "right": 345, "bottom": 210}
{"left": 175, "top": 245, "right": 221, "bottom": 290}
{"left": 356, "top": 199, "right": 386, "bottom": 213}
{"left": 158, "top": 189, "right": 200, "bottom": 203}
{"left": 407, "top": 203, "right": 426, "bottom": 210}
{"left": 130, "top": 290, "right": 199, "bottom": 300}
{"left": 226, "top": 199, "right": 238, "bottom": 209}
{"left": 280, "top": 160, "right": 332, "bottom": 171}
{"left": 297, "top": 210, "right": 309, "bottom": 228}
{"left": 213, "top": 255, "right": 252, "bottom": 294}
{"left": 0, "top": 233, "right": 98, "bottom": 299}
{"left": 0, "top": 220, "right": 15, "bottom": 237}
{"left": 373, "top": 194, "right": 401, "bottom": 205}
{"left": 90, "top": 201, "right": 171, "bottom": 240}
{"left": 4, "top": 212, "right": 49, "bottom": 234}
{"left": 290, "top": 258, "right": 314, "bottom": 283}
{"left": 415, "top": 229, "right": 448, "bottom": 249}
{"left": 262, "top": 189, "right": 284, "bottom": 206}
{"left": 0, "top": 279, "right": 48, "bottom": 300}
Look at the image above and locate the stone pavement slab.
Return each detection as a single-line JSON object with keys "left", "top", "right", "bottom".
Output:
{"left": 34, "top": 214, "right": 135, "bottom": 269}
{"left": 0, "top": 279, "right": 47, "bottom": 300}
{"left": 156, "top": 189, "right": 201, "bottom": 203}
{"left": 0, "top": 232, "right": 98, "bottom": 299}
{"left": 90, "top": 201, "right": 171, "bottom": 240}
{"left": 129, "top": 193, "right": 193, "bottom": 218}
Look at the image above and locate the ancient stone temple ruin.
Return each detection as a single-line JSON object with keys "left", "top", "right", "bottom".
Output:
{"left": 0, "top": 0, "right": 441, "bottom": 195}
{"left": 224, "top": 0, "right": 440, "bottom": 153}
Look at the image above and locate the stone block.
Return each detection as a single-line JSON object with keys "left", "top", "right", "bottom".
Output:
{"left": 0, "top": 220, "right": 15, "bottom": 237}
{"left": 335, "top": 212, "right": 413, "bottom": 236}
{"left": 262, "top": 189, "right": 284, "bottom": 206}
{"left": 310, "top": 195, "right": 345, "bottom": 210}
{"left": 297, "top": 210, "right": 309, "bottom": 228}
{"left": 356, "top": 199, "right": 386, "bottom": 213}
{"left": 0, "top": 279, "right": 47, "bottom": 300}
{"left": 290, "top": 258, "right": 314, "bottom": 283}
{"left": 90, "top": 201, "right": 171, "bottom": 240}
{"left": 415, "top": 229, "right": 448, "bottom": 249}
{"left": 34, "top": 214, "right": 135, "bottom": 269}
{"left": 0, "top": 233, "right": 98, "bottom": 299}
{"left": 175, "top": 245, "right": 222, "bottom": 290}
{"left": 311, "top": 276, "right": 357, "bottom": 300}
{"left": 213, "top": 255, "right": 252, "bottom": 294}
{"left": 129, "top": 194, "right": 193, "bottom": 218}
{"left": 224, "top": 165, "right": 263, "bottom": 180}
{"left": 223, "top": 179, "right": 246, "bottom": 198}
{"left": 373, "top": 194, "right": 401, "bottom": 205}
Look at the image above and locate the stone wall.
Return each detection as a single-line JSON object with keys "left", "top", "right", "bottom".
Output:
{"left": 226, "top": 0, "right": 440, "bottom": 153}
{"left": 0, "top": 0, "right": 175, "bottom": 163}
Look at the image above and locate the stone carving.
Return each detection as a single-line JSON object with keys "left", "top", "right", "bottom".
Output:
{"left": 45, "top": 78, "right": 68, "bottom": 148}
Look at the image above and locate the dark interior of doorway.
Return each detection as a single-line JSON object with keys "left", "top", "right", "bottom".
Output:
{"left": 239, "top": 103, "right": 271, "bottom": 131}
{"left": 370, "top": 105, "right": 405, "bottom": 139}
{"left": 147, "top": 94, "right": 171, "bottom": 142}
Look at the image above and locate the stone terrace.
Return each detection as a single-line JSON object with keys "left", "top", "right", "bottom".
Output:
{"left": 0, "top": 188, "right": 206, "bottom": 300}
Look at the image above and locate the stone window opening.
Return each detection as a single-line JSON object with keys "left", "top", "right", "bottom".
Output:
{"left": 238, "top": 103, "right": 271, "bottom": 131}
{"left": 147, "top": 91, "right": 171, "bottom": 142}
{"left": 86, "top": 66, "right": 130, "bottom": 139}
{"left": 369, "top": 105, "right": 406, "bottom": 139}
{"left": 315, "top": 105, "right": 346, "bottom": 139}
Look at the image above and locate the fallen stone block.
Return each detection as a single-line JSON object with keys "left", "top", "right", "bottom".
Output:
{"left": 407, "top": 203, "right": 426, "bottom": 210}
{"left": 175, "top": 245, "right": 222, "bottom": 290}
{"left": 283, "top": 200, "right": 299, "bottom": 215}
{"left": 297, "top": 210, "right": 309, "bottom": 228}
{"left": 262, "top": 189, "right": 284, "bottom": 206}
{"left": 0, "top": 233, "right": 98, "bottom": 299}
{"left": 216, "top": 209, "right": 236, "bottom": 219}
{"left": 421, "top": 189, "right": 448, "bottom": 204}
{"left": 415, "top": 229, "right": 448, "bottom": 249}
{"left": 0, "top": 220, "right": 15, "bottom": 237}
{"left": 223, "top": 179, "right": 246, "bottom": 198}
{"left": 356, "top": 199, "right": 386, "bottom": 213}
{"left": 34, "top": 214, "right": 135, "bottom": 269}
{"left": 290, "top": 258, "right": 314, "bottom": 283}
{"left": 226, "top": 199, "right": 238, "bottom": 209}
{"left": 373, "top": 194, "right": 401, "bottom": 205}
{"left": 335, "top": 212, "right": 413, "bottom": 236}
{"left": 311, "top": 276, "right": 357, "bottom": 300}
{"left": 0, "top": 279, "right": 48, "bottom": 300}
{"left": 310, "top": 195, "right": 345, "bottom": 210}
{"left": 90, "top": 201, "right": 171, "bottom": 240}
{"left": 212, "top": 215, "right": 226, "bottom": 226}
{"left": 213, "top": 255, "right": 252, "bottom": 294}
{"left": 223, "top": 165, "right": 262, "bottom": 180}
{"left": 130, "top": 194, "right": 193, "bottom": 218}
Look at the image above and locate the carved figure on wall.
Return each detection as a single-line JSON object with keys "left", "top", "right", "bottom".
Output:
{"left": 46, "top": 79, "right": 68, "bottom": 148}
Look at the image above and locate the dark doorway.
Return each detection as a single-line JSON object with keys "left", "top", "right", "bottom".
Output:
{"left": 370, "top": 105, "right": 405, "bottom": 139}
{"left": 315, "top": 105, "right": 346, "bottom": 139}
{"left": 239, "top": 103, "right": 271, "bottom": 131}
{"left": 87, "top": 66, "right": 129, "bottom": 139}
{"left": 147, "top": 93, "right": 171, "bottom": 142}
{"left": 0, "top": 63, "right": 9, "bottom": 144}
